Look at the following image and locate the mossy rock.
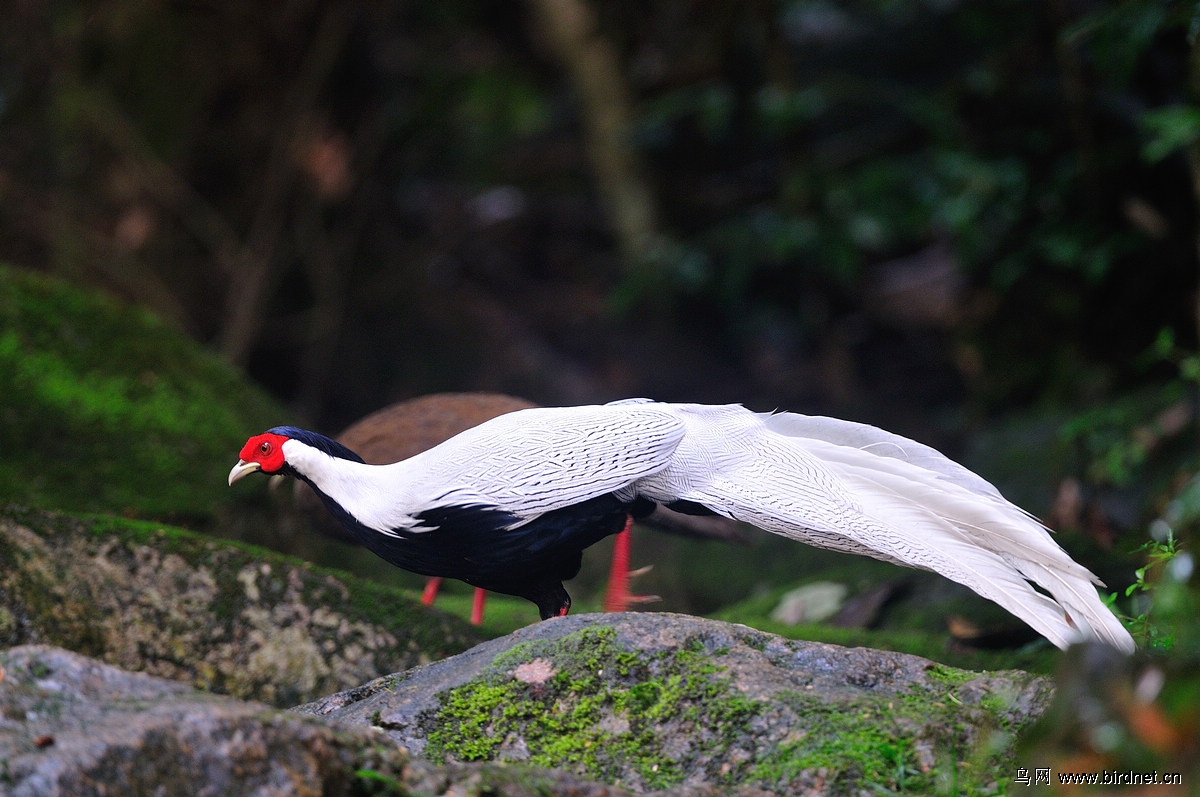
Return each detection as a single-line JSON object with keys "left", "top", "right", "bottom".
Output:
{"left": 0, "top": 264, "right": 288, "bottom": 520}
{"left": 1, "top": 644, "right": 641, "bottom": 797}
{"left": 0, "top": 506, "right": 486, "bottom": 707}
{"left": 299, "top": 612, "right": 1054, "bottom": 795}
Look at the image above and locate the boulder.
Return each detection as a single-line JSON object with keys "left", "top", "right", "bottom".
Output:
{"left": 0, "top": 507, "right": 484, "bottom": 707}
{"left": 2, "top": 614, "right": 1053, "bottom": 796}
{"left": 0, "top": 645, "right": 642, "bottom": 797}
{"left": 299, "top": 612, "right": 1053, "bottom": 794}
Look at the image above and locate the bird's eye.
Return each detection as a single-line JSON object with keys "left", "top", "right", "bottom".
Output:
{"left": 259, "top": 441, "right": 273, "bottom": 456}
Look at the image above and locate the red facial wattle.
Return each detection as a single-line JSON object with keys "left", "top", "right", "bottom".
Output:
{"left": 238, "top": 432, "right": 289, "bottom": 473}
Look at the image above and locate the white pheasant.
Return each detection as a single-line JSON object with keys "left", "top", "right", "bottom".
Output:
{"left": 229, "top": 399, "right": 1135, "bottom": 653}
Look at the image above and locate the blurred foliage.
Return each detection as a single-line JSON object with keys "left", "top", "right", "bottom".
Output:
{"left": 1020, "top": 547, "right": 1199, "bottom": 793}
{"left": 0, "top": 0, "right": 1197, "bottom": 424}
{"left": 1141, "top": 103, "right": 1200, "bottom": 163}
{"left": 1061, "top": 329, "right": 1199, "bottom": 490}
{"left": 608, "top": 0, "right": 1199, "bottom": 409}
{"left": 1018, "top": 325, "right": 1200, "bottom": 789}
{"left": 0, "top": 264, "right": 290, "bottom": 519}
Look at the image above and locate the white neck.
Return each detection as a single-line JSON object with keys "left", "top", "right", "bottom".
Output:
{"left": 283, "top": 439, "right": 421, "bottom": 534}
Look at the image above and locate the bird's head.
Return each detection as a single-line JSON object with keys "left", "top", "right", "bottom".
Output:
{"left": 229, "top": 426, "right": 366, "bottom": 486}
{"left": 228, "top": 431, "right": 291, "bottom": 485}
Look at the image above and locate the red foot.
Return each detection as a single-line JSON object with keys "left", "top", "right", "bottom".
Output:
{"left": 603, "top": 519, "right": 633, "bottom": 612}
{"left": 470, "top": 588, "right": 487, "bottom": 625}
{"left": 421, "top": 577, "right": 442, "bottom": 606}
{"left": 603, "top": 517, "right": 659, "bottom": 612}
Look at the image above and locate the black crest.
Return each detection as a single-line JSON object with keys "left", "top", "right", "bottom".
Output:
{"left": 268, "top": 426, "right": 366, "bottom": 464}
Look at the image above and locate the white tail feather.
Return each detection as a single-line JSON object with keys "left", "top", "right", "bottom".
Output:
{"left": 638, "top": 405, "right": 1135, "bottom": 653}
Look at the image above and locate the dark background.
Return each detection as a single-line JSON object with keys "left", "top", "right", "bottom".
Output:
{"left": 2, "top": 1, "right": 1194, "bottom": 429}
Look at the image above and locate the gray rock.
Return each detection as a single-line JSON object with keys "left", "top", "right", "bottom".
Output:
{"left": 298, "top": 612, "right": 1053, "bottom": 794}
{"left": 0, "top": 507, "right": 483, "bottom": 707}
{"left": 0, "top": 645, "right": 652, "bottom": 797}
{"left": 0, "top": 645, "right": 371, "bottom": 797}
{"left": 0, "top": 509, "right": 1055, "bottom": 795}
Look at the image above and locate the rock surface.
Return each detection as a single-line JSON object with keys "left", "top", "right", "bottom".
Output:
{"left": 299, "top": 612, "right": 1053, "bottom": 794}
{"left": 0, "top": 507, "right": 484, "bottom": 707}
{"left": 1, "top": 616, "right": 1052, "bottom": 797}
{"left": 0, "top": 507, "right": 1056, "bottom": 795}
{"left": 0, "top": 645, "right": 651, "bottom": 797}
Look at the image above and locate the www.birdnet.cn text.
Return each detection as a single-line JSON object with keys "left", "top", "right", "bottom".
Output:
{"left": 1014, "top": 767, "right": 1181, "bottom": 787}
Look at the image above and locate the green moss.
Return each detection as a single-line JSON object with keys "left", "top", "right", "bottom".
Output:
{"left": 418, "top": 622, "right": 1043, "bottom": 794}
{"left": 423, "top": 626, "right": 763, "bottom": 790}
{"left": 490, "top": 622, "right": 641, "bottom": 676}
{"left": 750, "top": 675, "right": 1021, "bottom": 794}
{"left": 0, "top": 264, "right": 290, "bottom": 519}
{"left": 753, "top": 697, "right": 923, "bottom": 790}
{"left": 924, "top": 662, "right": 981, "bottom": 691}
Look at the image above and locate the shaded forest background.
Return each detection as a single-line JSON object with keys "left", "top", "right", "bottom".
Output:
{"left": 4, "top": 0, "right": 1196, "bottom": 431}
{"left": 4, "top": 0, "right": 1200, "bottom": 609}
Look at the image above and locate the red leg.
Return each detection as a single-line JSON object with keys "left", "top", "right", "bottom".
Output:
{"left": 421, "top": 577, "right": 442, "bottom": 606}
{"left": 603, "top": 516, "right": 634, "bottom": 612}
{"left": 470, "top": 587, "right": 487, "bottom": 625}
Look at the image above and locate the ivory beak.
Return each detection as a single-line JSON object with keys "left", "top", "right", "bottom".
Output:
{"left": 227, "top": 459, "right": 262, "bottom": 486}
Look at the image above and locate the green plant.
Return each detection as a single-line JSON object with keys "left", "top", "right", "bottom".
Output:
{"left": 1071, "top": 328, "right": 1200, "bottom": 652}
{"left": 1120, "top": 532, "right": 1186, "bottom": 650}
{"left": 353, "top": 767, "right": 405, "bottom": 795}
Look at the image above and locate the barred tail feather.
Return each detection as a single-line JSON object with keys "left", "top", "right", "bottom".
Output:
{"left": 686, "top": 412, "right": 1135, "bottom": 653}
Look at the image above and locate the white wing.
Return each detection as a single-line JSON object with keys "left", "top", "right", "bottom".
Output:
{"left": 398, "top": 404, "right": 685, "bottom": 518}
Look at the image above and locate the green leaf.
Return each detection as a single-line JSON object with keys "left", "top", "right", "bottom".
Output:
{"left": 1140, "top": 105, "right": 1200, "bottom": 162}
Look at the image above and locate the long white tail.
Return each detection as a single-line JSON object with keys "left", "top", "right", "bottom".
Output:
{"left": 651, "top": 406, "right": 1135, "bottom": 653}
